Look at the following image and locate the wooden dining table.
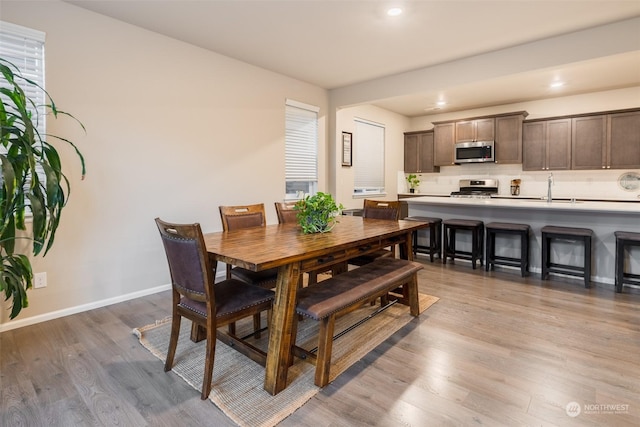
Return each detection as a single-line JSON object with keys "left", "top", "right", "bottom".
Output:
{"left": 203, "top": 215, "right": 428, "bottom": 395}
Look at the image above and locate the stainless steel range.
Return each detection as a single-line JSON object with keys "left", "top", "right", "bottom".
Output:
{"left": 450, "top": 179, "right": 499, "bottom": 199}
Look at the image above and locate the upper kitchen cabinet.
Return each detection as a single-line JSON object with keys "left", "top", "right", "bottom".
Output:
{"left": 455, "top": 118, "right": 495, "bottom": 143}
{"left": 433, "top": 123, "right": 456, "bottom": 166}
{"left": 404, "top": 130, "right": 439, "bottom": 173}
{"left": 608, "top": 110, "right": 640, "bottom": 169}
{"left": 571, "top": 109, "right": 640, "bottom": 170}
{"left": 571, "top": 115, "right": 607, "bottom": 170}
{"left": 522, "top": 118, "right": 572, "bottom": 171}
{"left": 495, "top": 113, "right": 527, "bottom": 164}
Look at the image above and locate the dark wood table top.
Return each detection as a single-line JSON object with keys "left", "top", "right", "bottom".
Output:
{"left": 203, "top": 215, "right": 428, "bottom": 270}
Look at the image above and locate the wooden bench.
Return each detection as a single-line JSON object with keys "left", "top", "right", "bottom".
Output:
{"left": 293, "top": 257, "right": 423, "bottom": 387}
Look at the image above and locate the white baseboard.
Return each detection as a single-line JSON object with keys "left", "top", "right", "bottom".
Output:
{"left": 0, "top": 284, "right": 172, "bottom": 333}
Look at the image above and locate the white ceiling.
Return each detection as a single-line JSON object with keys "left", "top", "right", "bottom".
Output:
{"left": 67, "top": 0, "right": 640, "bottom": 116}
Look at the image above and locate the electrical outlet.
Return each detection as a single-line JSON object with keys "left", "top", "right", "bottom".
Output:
{"left": 34, "top": 272, "right": 47, "bottom": 289}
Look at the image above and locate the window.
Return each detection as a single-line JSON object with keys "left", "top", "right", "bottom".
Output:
{"left": 0, "top": 21, "right": 46, "bottom": 202}
{"left": 353, "top": 118, "right": 385, "bottom": 196}
{"left": 285, "top": 99, "right": 318, "bottom": 199}
{"left": 0, "top": 21, "right": 46, "bottom": 137}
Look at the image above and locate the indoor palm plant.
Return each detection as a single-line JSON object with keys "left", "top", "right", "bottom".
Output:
{"left": 0, "top": 58, "right": 86, "bottom": 319}
{"left": 294, "top": 192, "right": 343, "bottom": 234}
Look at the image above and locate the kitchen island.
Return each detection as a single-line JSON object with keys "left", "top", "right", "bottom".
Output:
{"left": 405, "top": 196, "right": 639, "bottom": 286}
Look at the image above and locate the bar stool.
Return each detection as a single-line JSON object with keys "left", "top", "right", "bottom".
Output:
{"left": 485, "top": 222, "right": 531, "bottom": 277}
{"left": 615, "top": 231, "right": 640, "bottom": 293}
{"left": 541, "top": 226, "right": 593, "bottom": 288}
{"left": 404, "top": 216, "right": 442, "bottom": 262}
{"left": 443, "top": 219, "right": 484, "bottom": 269}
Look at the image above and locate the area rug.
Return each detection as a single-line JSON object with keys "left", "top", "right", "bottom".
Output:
{"left": 133, "top": 293, "right": 439, "bottom": 427}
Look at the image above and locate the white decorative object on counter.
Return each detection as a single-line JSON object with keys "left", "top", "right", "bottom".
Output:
{"left": 618, "top": 172, "right": 640, "bottom": 191}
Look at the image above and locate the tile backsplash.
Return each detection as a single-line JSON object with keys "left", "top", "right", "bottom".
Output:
{"left": 400, "top": 164, "right": 640, "bottom": 201}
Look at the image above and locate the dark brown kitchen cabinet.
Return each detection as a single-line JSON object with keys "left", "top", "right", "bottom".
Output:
{"left": 608, "top": 110, "right": 640, "bottom": 169}
{"left": 455, "top": 118, "right": 495, "bottom": 143}
{"left": 404, "top": 130, "right": 439, "bottom": 173}
{"left": 434, "top": 123, "right": 456, "bottom": 166}
{"left": 571, "top": 111, "right": 640, "bottom": 169}
{"left": 495, "top": 114, "right": 525, "bottom": 164}
{"left": 571, "top": 111, "right": 640, "bottom": 170}
{"left": 571, "top": 115, "right": 607, "bottom": 170}
{"left": 522, "top": 119, "right": 571, "bottom": 171}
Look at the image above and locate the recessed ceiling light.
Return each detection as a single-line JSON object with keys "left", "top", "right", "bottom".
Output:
{"left": 387, "top": 8, "right": 402, "bottom": 16}
{"left": 550, "top": 81, "right": 565, "bottom": 88}
{"left": 436, "top": 100, "right": 447, "bottom": 107}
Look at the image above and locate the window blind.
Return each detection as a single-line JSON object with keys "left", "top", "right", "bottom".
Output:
{"left": 0, "top": 21, "right": 46, "bottom": 136}
{"left": 285, "top": 100, "right": 318, "bottom": 184}
{"left": 354, "top": 118, "right": 385, "bottom": 193}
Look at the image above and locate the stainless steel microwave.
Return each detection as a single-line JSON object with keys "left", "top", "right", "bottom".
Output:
{"left": 454, "top": 141, "right": 495, "bottom": 164}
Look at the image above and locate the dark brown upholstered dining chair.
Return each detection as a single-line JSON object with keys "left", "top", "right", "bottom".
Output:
{"left": 349, "top": 199, "right": 401, "bottom": 266}
{"left": 274, "top": 201, "right": 299, "bottom": 225}
{"left": 155, "top": 218, "right": 274, "bottom": 400}
{"left": 218, "top": 203, "right": 279, "bottom": 290}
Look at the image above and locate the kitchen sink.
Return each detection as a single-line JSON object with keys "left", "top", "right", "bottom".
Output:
{"left": 532, "top": 198, "right": 582, "bottom": 203}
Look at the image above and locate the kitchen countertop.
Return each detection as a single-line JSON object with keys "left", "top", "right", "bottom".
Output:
{"left": 403, "top": 195, "right": 639, "bottom": 214}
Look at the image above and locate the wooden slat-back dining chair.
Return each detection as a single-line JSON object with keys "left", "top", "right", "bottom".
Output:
{"left": 155, "top": 218, "right": 274, "bottom": 399}
{"left": 349, "top": 199, "right": 401, "bottom": 266}
{"left": 219, "top": 203, "right": 280, "bottom": 335}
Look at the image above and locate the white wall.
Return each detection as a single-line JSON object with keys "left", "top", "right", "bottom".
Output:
{"left": 333, "top": 105, "right": 409, "bottom": 209}
{"left": 0, "top": 1, "right": 328, "bottom": 328}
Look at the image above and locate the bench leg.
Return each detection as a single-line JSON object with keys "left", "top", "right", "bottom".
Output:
{"left": 315, "top": 316, "right": 336, "bottom": 387}
{"left": 406, "top": 274, "right": 419, "bottom": 317}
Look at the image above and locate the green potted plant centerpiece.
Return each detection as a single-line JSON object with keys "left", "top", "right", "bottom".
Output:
{"left": 406, "top": 174, "right": 421, "bottom": 193}
{"left": 0, "top": 58, "right": 86, "bottom": 319}
{"left": 294, "top": 192, "right": 344, "bottom": 234}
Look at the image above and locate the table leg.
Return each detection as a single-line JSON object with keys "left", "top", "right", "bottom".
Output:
{"left": 399, "top": 230, "right": 415, "bottom": 261}
{"left": 264, "top": 262, "right": 302, "bottom": 395}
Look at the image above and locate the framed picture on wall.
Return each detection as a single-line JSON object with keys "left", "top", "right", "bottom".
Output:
{"left": 342, "top": 131, "right": 352, "bottom": 167}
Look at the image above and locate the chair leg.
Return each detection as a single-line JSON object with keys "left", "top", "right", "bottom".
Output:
{"left": 521, "top": 232, "right": 529, "bottom": 277}
{"left": 471, "top": 228, "right": 478, "bottom": 269}
{"left": 165, "top": 314, "right": 181, "bottom": 372}
{"left": 542, "top": 234, "right": 549, "bottom": 280}
{"left": 228, "top": 322, "right": 236, "bottom": 335}
{"left": 308, "top": 271, "right": 318, "bottom": 285}
{"left": 584, "top": 236, "right": 592, "bottom": 288}
{"left": 201, "top": 319, "right": 216, "bottom": 400}
{"left": 478, "top": 226, "right": 484, "bottom": 267}
{"left": 615, "top": 238, "right": 624, "bottom": 293}
{"left": 190, "top": 322, "right": 206, "bottom": 342}
{"left": 253, "top": 313, "right": 262, "bottom": 339}
{"left": 485, "top": 231, "right": 492, "bottom": 272}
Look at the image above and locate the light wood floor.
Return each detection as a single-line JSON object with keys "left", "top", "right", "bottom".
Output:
{"left": 2, "top": 260, "right": 638, "bottom": 427}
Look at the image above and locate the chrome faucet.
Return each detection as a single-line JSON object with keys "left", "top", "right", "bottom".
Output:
{"left": 547, "top": 173, "right": 554, "bottom": 203}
